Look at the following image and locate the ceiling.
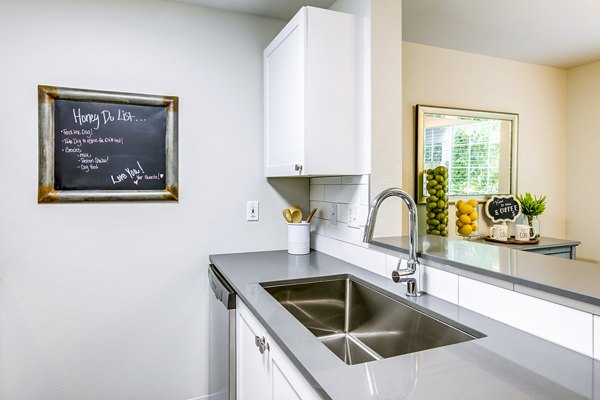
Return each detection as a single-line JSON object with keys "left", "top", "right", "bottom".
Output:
{"left": 402, "top": 0, "right": 600, "bottom": 69}
{"left": 178, "top": 0, "right": 335, "bottom": 21}
{"left": 177, "top": 0, "right": 600, "bottom": 69}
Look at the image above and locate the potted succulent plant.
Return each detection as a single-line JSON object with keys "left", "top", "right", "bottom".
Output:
{"left": 516, "top": 193, "right": 546, "bottom": 238}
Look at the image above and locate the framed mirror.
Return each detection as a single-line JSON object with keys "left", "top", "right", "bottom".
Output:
{"left": 416, "top": 105, "right": 518, "bottom": 204}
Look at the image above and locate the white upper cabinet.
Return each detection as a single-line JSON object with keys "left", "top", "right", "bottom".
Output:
{"left": 264, "top": 6, "right": 364, "bottom": 177}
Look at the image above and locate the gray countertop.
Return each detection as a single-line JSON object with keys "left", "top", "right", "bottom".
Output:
{"left": 373, "top": 235, "right": 600, "bottom": 307}
{"left": 472, "top": 236, "right": 580, "bottom": 251}
{"left": 209, "top": 250, "right": 598, "bottom": 400}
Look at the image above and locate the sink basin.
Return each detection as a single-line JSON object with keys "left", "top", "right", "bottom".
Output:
{"left": 261, "top": 275, "right": 484, "bottom": 365}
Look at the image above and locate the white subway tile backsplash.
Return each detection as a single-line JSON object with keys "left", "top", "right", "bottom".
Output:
{"left": 309, "top": 176, "right": 370, "bottom": 245}
{"left": 310, "top": 233, "right": 342, "bottom": 259}
{"left": 459, "top": 277, "right": 593, "bottom": 356}
{"left": 310, "top": 217, "right": 327, "bottom": 236}
{"left": 337, "top": 203, "right": 347, "bottom": 223}
{"left": 309, "top": 185, "right": 325, "bottom": 201}
{"left": 357, "top": 205, "right": 369, "bottom": 226}
{"left": 324, "top": 221, "right": 365, "bottom": 245}
{"left": 359, "top": 185, "right": 369, "bottom": 205}
{"left": 342, "top": 175, "right": 369, "bottom": 185}
{"left": 324, "top": 184, "right": 362, "bottom": 203}
{"left": 341, "top": 242, "right": 386, "bottom": 276}
{"left": 423, "top": 266, "right": 459, "bottom": 304}
{"left": 309, "top": 201, "right": 330, "bottom": 220}
{"left": 310, "top": 177, "right": 342, "bottom": 185}
{"left": 594, "top": 315, "right": 600, "bottom": 360}
{"left": 385, "top": 254, "right": 400, "bottom": 277}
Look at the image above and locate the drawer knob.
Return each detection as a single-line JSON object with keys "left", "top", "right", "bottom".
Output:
{"left": 254, "top": 335, "right": 270, "bottom": 354}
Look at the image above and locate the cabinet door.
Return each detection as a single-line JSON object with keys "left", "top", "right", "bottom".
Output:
{"left": 271, "top": 341, "right": 322, "bottom": 400}
{"left": 236, "top": 301, "right": 271, "bottom": 400}
{"left": 264, "top": 8, "right": 306, "bottom": 177}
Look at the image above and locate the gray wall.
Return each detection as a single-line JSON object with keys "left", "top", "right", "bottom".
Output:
{"left": 0, "top": 1, "right": 304, "bottom": 398}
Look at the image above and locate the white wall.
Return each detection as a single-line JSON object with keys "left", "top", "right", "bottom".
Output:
{"left": 0, "top": 1, "right": 298, "bottom": 399}
{"left": 402, "top": 42, "right": 567, "bottom": 239}
{"left": 566, "top": 60, "right": 600, "bottom": 263}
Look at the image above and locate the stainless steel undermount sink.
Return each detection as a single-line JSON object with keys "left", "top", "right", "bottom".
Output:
{"left": 261, "top": 275, "right": 485, "bottom": 365}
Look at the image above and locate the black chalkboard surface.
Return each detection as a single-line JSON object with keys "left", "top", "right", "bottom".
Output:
{"left": 38, "top": 85, "right": 178, "bottom": 203}
{"left": 485, "top": 195, "right": 522, "bottom": 223}
{"left": 54, "top": 100, "right": 166, "bottom": 190}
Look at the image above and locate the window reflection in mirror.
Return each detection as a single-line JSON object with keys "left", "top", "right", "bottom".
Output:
{"left": 416, "top": 105, "right": 518, "bottom": 204}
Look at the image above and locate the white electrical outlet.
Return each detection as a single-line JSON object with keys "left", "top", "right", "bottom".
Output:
{"left": 347, "top": 204, "right": 359, "bottom": 228}
{"left": 246, "top": 201, "right": 259, "bottom": 221}
{"left": 329, "top": 203, "right": 337, "bottom": 225}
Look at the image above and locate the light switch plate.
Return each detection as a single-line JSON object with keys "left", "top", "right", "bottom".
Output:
{"left": 246, "top": 201, "right": 259, "bottom": 221}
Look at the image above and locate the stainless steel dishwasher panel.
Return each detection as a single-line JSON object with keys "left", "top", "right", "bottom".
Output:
{"left": 208, "top": 264, "right": 236, "bottom": 400}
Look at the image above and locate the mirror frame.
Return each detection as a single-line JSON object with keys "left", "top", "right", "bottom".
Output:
{"left": 415, "top": 105, "right": 519, "bottom": 204}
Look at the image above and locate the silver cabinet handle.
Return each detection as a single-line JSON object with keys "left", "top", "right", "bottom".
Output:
{"left": 254, "top": 335, "right": 270, "bottom": 354}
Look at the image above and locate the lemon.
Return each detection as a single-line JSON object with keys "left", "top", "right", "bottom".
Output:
{"left": 459, "top": 214, "right": 472, "bottom": 224}
{"left": 456, "top": 200, "right": 464, "bottom": 209}
{"left": 459, "top": 224, "right": 473, "bottom": 236}
{"left": 472, "top": 222, "right": 478, "bottom": 231}
{"left": 467, "top": 199, "right": 478, "bottom": 207}
{"left": 469, "top": 211, "right": 478, "bottom": 221}
{"left": 456, "top": 219, "right": 464, "bottom": 228}
{"left": 455, "top": 210, "right": 462, "bottom": 218}
{"left": 459, "top": 204, "right": 474, "bottom": 215}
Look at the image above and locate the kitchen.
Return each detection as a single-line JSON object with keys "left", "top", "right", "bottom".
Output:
{"left": 2, "top": 0, "right": 599, "bottom": 399}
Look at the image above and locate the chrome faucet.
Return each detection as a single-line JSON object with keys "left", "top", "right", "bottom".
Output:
{"left": 363, "top": 188, "right": 422, "bottom": 296}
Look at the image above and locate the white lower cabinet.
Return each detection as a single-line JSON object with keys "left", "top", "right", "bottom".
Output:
{"left": 236, "top": 299, "right": 322, "bottom": 400}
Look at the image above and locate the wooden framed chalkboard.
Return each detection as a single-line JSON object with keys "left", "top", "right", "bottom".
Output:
{"left": 485, "top": 195, "right": 522, "bottom": 223}
{"left": 38, "top": 85, "right": 178, "bottom": 202}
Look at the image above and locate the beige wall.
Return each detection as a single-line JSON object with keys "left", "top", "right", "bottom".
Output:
{"left": 566, "top": 60, "right": 600, "bottom": 263}
{"left": 369, "top": 0, "right": 404, "bottom": 237}
{"left": 402, "top": 42, "right": 567, "bottom": 239}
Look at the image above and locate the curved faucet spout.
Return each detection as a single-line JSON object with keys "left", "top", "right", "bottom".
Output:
{"left": 363, "top": 188, "right": 421, "bottom": 296}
